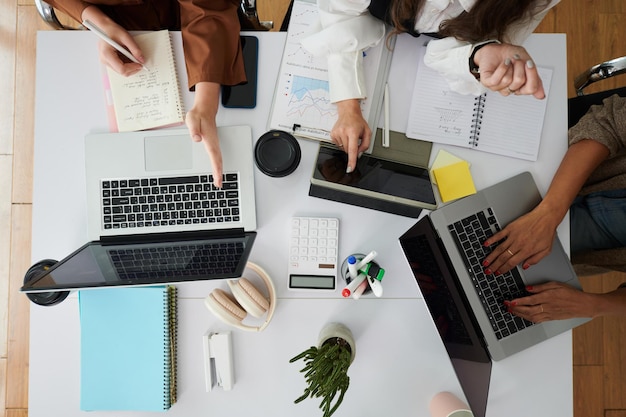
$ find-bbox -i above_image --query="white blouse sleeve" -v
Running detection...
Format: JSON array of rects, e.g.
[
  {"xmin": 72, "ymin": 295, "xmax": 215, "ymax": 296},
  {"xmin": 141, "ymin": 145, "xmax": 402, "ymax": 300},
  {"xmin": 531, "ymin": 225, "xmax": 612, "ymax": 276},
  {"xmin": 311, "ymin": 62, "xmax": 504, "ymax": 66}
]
[
  {"xmin": 423, "ymin": 0, "xmax": 561, "ymax": 96},
  {"xmin": 300, "ymin": 0, "xmax": 386, "ymax": 103}
]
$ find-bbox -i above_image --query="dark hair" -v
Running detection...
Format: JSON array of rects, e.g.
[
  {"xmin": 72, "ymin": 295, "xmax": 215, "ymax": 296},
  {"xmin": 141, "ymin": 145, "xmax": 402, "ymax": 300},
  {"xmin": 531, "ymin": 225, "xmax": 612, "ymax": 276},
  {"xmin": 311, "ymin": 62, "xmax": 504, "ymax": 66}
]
[{"xmin": 389, "ymin": 0, "xmax": 549, "ymax": 42}]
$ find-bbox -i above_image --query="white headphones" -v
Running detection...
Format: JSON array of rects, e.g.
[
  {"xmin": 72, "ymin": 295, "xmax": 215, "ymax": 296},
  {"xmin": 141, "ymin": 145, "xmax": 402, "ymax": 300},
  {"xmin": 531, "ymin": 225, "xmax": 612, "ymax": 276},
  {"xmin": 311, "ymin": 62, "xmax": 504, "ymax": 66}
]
[{"xmin": 204, "ymin": 262, "xmax": 276, "ymax": 332}]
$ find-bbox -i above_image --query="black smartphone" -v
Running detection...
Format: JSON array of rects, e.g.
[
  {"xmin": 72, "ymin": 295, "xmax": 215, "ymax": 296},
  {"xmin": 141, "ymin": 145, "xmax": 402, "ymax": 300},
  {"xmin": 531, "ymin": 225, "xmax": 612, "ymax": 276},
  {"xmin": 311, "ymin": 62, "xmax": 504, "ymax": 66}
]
[{"xmin": 221, "ymin": 35, "xmax": 259, "ymax": 108}]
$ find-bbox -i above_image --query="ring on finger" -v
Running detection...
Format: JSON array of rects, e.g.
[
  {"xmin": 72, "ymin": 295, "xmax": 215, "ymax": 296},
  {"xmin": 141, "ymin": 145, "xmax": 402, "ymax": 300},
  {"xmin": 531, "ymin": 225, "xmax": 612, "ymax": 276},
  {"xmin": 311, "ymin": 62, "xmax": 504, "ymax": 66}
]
[
  {"xmin": 507, "ymin": 87, "xmax": 517, "ymax": 94},
  {"xmin": 506, "ymin": 249, "xmax": 514, "ymax": 256},
  {"xmin": 540, "ymin": 304, "xmax": 544, "ymax": 313}
]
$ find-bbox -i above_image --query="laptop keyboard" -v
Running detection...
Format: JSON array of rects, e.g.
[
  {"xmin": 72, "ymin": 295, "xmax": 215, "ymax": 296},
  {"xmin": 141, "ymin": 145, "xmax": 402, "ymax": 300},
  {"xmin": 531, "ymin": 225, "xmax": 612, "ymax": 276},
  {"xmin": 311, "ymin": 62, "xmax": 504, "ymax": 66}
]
[
  {"xmin": 100, "ymin": 174, "xmax": 240, "ymax": 230},
  {"xmin": 448, "ymin": 208, "xmax": 534, "ymax": 340},
  {"xmin": 108, "ymin": 242, "xmax": 245, "ymax": 280}
]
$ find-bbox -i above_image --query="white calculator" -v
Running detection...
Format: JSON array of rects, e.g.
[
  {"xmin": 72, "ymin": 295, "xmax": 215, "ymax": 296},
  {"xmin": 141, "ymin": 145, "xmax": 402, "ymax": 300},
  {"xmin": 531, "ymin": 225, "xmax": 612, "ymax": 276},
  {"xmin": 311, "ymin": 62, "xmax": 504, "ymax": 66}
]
[{"xmin": 288, "ymin": 217, "xmax": 339, "ymax": 290}]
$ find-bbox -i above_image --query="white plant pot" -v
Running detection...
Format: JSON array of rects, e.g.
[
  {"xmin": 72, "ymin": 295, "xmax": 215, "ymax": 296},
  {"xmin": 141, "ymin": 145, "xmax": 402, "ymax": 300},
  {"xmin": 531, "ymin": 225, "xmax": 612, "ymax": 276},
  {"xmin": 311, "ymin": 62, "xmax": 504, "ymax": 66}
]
[{"xmin": 317, "ymin": 322, "xmax": 356, "ymax": 364}]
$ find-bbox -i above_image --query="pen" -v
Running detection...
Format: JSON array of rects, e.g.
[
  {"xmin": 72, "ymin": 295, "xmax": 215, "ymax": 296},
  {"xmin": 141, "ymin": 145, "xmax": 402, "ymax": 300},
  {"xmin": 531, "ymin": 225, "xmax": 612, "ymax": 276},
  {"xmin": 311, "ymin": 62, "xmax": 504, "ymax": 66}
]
[
  {"xmin": 355, "ymin": 250, "xmax": 377, "ymax": 271},
  {"xmin": 383, "ymin": 83, "xmax": 390, "ymax": 148},
  {"xmin": 347, "ymin": 255, "xmax": 358, "ymax": 280},
  {"xmin": 341, "ymin": 272, "xmax": 367, "ymax": 298},
  {"xmin": 82, "ymin": 19, "xmax": 150, "ymax": 72},
  {"xmin": 352, "ymin": 279, "xmax": 369, "ymax": 299}
]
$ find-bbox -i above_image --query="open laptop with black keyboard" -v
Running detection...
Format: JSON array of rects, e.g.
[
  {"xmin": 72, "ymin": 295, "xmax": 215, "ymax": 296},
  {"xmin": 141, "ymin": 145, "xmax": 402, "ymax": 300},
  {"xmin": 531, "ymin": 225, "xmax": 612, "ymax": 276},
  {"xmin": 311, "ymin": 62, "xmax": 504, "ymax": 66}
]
[
  {"xmin": 447, "ymin": 209, "xmax": 533, "ymax": 340},
  {"xmin": 21, "ymin": 126, "xmax": 258, "ymax": 293},
  {"xmin": 400, "ymin": 172, "xmax": 589, "ymax": 361}
]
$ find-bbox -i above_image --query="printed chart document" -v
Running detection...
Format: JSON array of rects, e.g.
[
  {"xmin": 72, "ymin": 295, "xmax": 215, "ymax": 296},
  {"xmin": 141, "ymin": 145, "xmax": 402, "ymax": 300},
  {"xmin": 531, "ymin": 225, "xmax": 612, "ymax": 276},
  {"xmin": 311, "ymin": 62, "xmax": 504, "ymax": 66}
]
[
  {"xmin": 104, "ymin": 30, "xmax": 184, "ymax": 132},
  {"xmin": 268, "ymin": 0, "xmax": 394, "ymax": 142},
  {"xmin": 406, "ymin": 50, "xmax": 553, "ymax": 161}
]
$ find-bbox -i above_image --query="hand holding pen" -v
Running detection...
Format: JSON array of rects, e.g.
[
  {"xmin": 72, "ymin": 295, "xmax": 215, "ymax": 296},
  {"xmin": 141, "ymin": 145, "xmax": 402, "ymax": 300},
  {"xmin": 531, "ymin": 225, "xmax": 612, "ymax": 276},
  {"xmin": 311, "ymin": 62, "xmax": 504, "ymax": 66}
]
[{"xmin": 82, "ymin": 17, "xmax": 149, "ymax": 76}]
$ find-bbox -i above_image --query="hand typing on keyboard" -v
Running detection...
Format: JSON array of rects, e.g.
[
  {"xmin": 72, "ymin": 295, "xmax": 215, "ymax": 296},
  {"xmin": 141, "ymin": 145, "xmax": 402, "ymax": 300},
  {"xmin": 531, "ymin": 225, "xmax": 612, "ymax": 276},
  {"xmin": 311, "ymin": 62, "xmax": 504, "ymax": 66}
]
[{"xmin": 481, "ymin": 205, "xmax": 559, "ymax": 276}]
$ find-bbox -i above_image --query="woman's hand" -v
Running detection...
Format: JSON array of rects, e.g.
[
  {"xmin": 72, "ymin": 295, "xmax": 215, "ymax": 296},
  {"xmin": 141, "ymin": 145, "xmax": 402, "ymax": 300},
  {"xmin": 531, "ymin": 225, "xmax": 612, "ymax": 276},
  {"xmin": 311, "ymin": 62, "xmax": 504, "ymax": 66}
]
[
  {"xmin": 82, "ymin": 5, "xmax": 144, "ymax": 76},
  {"xmin": 185, "ymin": 82, "xmax": 223, "ymax": 188},
  {"xmin": 474, "ymin": 43, "xmax": 545, "ymax": 99},
  {"xmin": 482, "ymin": 203, "xmax": 561, "ymax": 275},
  {"xmin": 331, "ymin": 99, "xmax": 371, "ymax": 173},
  {"xmin": 506, "ymin": 282, "xmax": 599, "ymax": 322}
]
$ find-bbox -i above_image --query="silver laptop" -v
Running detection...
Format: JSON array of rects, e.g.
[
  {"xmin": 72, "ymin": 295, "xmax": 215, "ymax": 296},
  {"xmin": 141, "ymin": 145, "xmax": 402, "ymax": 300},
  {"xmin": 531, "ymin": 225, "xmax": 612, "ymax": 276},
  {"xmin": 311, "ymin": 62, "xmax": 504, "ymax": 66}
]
[
  {"xmin": 84, "ymin": 125, "xmax": 257, "ymax": 240},
  {"xmin": 21, "ymin": 126, "xmax": 258, "ymax": 293},
  {"xmin": 399, "ymin": 171, "xmax": 589, "ymax": 362}
]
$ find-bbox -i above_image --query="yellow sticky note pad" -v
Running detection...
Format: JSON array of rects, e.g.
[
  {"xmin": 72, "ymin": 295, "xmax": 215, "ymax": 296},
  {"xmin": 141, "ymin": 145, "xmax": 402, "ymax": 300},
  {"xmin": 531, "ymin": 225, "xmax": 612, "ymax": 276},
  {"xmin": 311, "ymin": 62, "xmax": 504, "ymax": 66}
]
[{"xmin": 432, "ymin": 161, "xmax": 477, "ymax": 203}]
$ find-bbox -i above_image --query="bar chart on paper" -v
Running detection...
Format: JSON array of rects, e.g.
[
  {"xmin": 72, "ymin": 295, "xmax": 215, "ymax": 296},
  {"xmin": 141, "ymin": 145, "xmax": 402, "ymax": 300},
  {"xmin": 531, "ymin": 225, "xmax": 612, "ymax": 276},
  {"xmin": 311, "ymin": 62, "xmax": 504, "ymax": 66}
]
[{"xmin": 268, "ymin": 0, "xmax": 390, "ymax": 142}]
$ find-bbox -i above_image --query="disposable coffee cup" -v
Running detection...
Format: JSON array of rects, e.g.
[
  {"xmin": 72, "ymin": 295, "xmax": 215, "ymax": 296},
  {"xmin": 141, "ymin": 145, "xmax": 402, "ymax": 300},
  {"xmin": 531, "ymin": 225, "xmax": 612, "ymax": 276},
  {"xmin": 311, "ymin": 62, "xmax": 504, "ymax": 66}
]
[{"xmin": 429, "ymin": 391, "xmax": 473, "ymax": 417}]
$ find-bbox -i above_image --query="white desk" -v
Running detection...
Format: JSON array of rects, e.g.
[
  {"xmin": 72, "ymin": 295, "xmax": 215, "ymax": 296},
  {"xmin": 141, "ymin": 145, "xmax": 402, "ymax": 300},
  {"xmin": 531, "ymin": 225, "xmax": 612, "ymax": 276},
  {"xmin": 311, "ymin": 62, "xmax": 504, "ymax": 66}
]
[{"xmin": 29, "ymin": 31, "xmax": 571, "ymax": 416}]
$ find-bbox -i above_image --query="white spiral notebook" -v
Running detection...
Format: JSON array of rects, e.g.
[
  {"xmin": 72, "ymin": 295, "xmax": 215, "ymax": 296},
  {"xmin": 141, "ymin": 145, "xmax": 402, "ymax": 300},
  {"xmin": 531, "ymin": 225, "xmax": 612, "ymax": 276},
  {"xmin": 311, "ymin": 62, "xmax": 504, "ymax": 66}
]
[
  {"xmin": 104, "ymin": 30, "xmax": 185, "ymax": 132},
  {"xmin": 405, "ymin": 49, "xmax": 553, "ymax": 161}
]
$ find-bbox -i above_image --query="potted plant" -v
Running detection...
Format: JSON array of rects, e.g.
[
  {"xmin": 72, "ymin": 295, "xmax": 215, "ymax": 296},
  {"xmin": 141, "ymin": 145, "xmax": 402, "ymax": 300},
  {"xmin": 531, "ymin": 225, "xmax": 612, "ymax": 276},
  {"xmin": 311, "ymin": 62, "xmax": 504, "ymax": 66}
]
[{"xmin": 289, "ymin": 322, "xmax": 356, "ymax": 417}]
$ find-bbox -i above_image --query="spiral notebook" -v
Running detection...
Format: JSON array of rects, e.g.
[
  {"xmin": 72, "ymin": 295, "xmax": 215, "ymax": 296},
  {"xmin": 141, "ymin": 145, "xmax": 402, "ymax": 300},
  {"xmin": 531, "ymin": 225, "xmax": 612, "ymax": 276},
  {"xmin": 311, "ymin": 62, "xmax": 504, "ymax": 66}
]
[
  {"xmin": 79, "ymin": 286, "xmax": 177, "ymax": 411},
  {"xmin": 405, "ymin": 49, "xmax": 552, "ymax": 161},
  {"xmin": 104, "ymin": 30, "xmax": 185, "ymax": 132}
]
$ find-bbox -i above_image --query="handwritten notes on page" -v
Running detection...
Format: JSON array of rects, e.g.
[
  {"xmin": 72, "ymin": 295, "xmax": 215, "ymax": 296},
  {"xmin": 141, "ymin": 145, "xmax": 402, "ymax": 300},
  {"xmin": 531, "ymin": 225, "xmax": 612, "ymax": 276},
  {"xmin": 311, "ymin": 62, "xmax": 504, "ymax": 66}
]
[
  {"xmin": 406, "ymin": 50, "xmax": 552, "ymax": 161},
  {"xmin": 105, "ymin": 30, "xmax": 184, "ymax": 132}
]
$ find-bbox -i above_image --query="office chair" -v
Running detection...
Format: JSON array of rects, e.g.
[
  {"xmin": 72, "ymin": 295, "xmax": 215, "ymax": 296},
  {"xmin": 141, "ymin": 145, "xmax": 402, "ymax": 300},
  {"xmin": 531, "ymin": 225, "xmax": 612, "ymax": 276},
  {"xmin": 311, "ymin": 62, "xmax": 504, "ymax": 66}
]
[
  {"xmin": 568, "ymin": 56, "xmax": 626, "ymax": 275},
  {"xmin": 34, "ymin": 0, "xmax": 273, "ymax": 30}
]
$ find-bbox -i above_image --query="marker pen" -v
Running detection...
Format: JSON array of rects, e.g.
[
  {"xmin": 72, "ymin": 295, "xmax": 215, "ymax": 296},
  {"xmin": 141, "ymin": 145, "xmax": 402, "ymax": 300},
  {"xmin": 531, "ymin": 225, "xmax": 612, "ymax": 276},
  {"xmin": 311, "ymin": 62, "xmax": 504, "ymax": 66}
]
[
  {"xmin": 341, "ymin": 272, "xmax": 366, "ymax": 298},
  {"xmin": 367, "ymin": 275, "xmax": 383, "ymax": 297},
  {"xmin": 355, "ymin": 250, "xmax": 377, "ymax": 271},
  {"xmin": 352, "ymin": 279, "xmax": 368, "ymax": 299},
  {"xmin": 347, "ymin": 255, "xmax": 358, "ymax": 280}
]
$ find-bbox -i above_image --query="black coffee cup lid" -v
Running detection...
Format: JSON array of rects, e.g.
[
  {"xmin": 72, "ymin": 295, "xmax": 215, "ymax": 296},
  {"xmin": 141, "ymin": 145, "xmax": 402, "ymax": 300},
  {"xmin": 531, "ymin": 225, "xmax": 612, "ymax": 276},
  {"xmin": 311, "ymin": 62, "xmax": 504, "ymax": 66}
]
[{"xmin": 254, "ymin": 130, "xmax": 301, "ymax": 177}]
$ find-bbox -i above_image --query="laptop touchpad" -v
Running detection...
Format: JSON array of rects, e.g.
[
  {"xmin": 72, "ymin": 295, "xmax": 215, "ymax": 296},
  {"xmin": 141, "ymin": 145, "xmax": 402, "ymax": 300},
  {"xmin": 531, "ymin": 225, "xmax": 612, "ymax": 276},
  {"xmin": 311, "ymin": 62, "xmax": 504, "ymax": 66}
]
[{"xmin": 144, "ymin": 135, "xmax": 192, "ymax": 171}]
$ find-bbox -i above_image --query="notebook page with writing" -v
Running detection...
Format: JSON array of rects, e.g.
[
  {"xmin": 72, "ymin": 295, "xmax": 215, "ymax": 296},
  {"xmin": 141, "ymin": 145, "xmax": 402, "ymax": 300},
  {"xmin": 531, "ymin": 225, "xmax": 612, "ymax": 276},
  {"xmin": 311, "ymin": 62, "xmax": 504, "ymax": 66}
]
[
  {"xmin": 79, "ymin": 285, "xmax": 177, "ymax": 411},
  {"xmin": 472, "ymin": 66, "xmax": 552, "ymax": 161},
  {"xmin": 406, "ymin": 49, "xmax": 552, "ymax": 161},
  {"xmin": 405, "ymin": 49, "xmax": 477, "ymax": 148},
  {"xmin": 105, "ymin": 30, "xmax": 184, "ymax": 132}
]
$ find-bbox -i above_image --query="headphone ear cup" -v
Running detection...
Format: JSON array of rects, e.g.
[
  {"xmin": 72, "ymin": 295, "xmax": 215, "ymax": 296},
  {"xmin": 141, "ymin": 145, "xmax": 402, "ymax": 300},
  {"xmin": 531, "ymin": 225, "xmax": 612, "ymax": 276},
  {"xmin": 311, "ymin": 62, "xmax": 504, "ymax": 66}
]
[
  {"xmin": 228, "ymin": 278, "xmax": 269, "ymax": 318},
  {"xmin": 204, "ymin": 288, "xmax": 247, "ymax": 327}
]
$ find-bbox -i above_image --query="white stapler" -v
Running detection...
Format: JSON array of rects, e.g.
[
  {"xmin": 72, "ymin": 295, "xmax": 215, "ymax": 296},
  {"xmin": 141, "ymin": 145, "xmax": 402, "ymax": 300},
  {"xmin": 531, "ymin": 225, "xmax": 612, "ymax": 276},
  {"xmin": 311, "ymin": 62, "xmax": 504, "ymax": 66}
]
[{"xmin": 203, "ymin": 331, "xmax": 235, "ymax": 391}]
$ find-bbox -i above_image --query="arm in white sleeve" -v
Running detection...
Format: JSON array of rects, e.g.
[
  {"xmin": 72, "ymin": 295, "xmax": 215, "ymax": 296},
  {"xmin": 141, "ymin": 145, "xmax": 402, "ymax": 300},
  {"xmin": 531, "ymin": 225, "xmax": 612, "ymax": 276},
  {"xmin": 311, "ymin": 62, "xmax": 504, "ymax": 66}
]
[
  {"xmin": 423, "ymin": 0, "xmax": 560, "ymax": 96},
  {"xmin": 300, "ymin": 0, "xmax": 385, "ymax": 103}
]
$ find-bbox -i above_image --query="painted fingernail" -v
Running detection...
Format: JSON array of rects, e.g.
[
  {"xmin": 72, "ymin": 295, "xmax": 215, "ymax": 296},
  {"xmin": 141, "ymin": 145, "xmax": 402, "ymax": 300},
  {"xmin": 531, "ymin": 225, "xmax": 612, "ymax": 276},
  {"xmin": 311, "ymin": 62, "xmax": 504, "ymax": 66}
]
[
  {"xmin": 482, "ymin": 260, "xmax": 490, "ymax": 267},
  {"xmin": 526, "ymin": 285, "xmax": 533, "ymax": 291},
  {"xmin": 346, "ymin": 166, "xmax": 353, "ymax": 174},
  {"xmin": 495, "ymin": 270, "xmax": 501, "ymax": 275},
  {"xmin": 526, "ymin": 59, "xmax": 535, "ymax": 69},
  {"xmin": 513, "ymin": 53, "xmax": 521, "ymax": 60},
  {"xmin": 504, "ymin": 58, "xmax": 511, "ymax": 66},
  {"xmin": 510, "ymin": 301, "xmax": 517, "ymax": 306},
  {"xmin": 503, "ymin": 300, "xmax": 510, "ymax": 306},
  {"xmin": 485, "ymin": 268, "xmax": 492, "ymax": 275},
  {"xmin": 522, "ymin": 263, "xmax": 530, "ymax": 270},
  {"xmin": 483, "ymin": 240, "xmax": 490, "ymax": 247}
]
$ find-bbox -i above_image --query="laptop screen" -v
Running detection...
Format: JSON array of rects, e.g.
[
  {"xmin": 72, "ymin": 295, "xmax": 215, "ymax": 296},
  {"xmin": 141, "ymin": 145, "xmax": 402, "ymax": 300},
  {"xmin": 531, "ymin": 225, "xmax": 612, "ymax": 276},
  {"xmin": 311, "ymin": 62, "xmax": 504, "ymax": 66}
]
[
  {"xmin": 21, "ymin": 232, "xmax": 256, "ymax": 292},
  {"xmin": 399, "ymin": 216, "xmax": 492, "ymax": 417}
]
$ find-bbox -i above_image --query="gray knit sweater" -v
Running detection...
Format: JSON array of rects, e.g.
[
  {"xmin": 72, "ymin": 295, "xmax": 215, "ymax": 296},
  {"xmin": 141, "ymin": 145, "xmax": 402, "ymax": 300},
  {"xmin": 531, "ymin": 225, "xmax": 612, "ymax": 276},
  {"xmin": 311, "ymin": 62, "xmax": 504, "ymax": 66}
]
[{"xmin": 568, "ymin": 94, "xmax": 626, "ymax": 196}]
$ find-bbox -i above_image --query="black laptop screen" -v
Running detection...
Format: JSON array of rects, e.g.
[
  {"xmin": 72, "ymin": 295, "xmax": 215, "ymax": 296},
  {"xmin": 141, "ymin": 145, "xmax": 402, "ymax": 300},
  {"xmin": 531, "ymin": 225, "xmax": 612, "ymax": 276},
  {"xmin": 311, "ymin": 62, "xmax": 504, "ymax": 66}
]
[
  {"xmin": 21, "ymin": 232, "xmax": 256, "ymax": 292},
  {"xmin": 399, "ymin": 216, "xmax": 490, "ymax": 362}
]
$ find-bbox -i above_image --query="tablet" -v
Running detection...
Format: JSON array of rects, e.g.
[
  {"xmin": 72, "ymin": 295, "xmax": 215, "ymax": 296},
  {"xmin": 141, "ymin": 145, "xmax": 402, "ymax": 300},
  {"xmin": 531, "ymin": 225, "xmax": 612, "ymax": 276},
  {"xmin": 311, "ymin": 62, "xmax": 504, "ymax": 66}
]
[{"xmin": 310, "ymin": 144, "xmax": 437, "ymax": 211}]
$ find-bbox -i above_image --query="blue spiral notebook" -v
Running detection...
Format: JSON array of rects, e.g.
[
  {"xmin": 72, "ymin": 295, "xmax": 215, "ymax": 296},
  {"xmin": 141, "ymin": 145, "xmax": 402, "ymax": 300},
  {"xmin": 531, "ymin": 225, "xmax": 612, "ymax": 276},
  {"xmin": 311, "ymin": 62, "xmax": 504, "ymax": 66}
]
[{"xmin": 79, "ymin": 286, "xmax": 177, "ymax": 411}]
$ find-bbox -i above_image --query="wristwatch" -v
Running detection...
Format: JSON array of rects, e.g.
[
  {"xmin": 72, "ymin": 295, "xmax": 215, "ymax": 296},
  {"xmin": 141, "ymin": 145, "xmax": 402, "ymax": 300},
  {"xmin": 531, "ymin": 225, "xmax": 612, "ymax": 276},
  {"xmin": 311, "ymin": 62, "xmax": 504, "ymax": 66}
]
[{"xmin": 469, "ymin": 40, "xmax": 500, "ymax": 80}]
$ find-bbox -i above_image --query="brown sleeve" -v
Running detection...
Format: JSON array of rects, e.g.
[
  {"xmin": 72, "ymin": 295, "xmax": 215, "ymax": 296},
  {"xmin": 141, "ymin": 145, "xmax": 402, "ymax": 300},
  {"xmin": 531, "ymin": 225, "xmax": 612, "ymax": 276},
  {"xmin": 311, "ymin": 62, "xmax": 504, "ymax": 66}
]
[
  {"xmin": 569, "ymin": 94, "xmax": 626, "ymax": 158},
  {"xmin": 44, "ymin": 0, "xmax": 91, "ymax": 23},
  {"xmin": 179, "ymin": 0, "xmax": 245, "ymax": 90}
]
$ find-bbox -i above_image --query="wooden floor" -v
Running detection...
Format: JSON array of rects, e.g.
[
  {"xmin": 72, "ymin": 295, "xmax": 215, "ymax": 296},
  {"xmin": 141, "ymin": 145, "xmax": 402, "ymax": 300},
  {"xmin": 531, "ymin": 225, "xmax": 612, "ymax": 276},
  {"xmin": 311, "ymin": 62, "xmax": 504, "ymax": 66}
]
[{"xmin": 1, "ymin": 1, "xmax": 625, "ymax": 416}]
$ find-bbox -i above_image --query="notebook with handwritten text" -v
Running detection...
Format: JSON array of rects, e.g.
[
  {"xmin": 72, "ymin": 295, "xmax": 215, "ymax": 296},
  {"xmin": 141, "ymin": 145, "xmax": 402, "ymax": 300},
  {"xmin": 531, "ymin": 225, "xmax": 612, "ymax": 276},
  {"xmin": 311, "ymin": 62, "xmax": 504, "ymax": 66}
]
[
  {"xmin": 79, "ymin": 286, "xmax": 177, "ymax": 411},
  {"xmin": 406, "ymin": 50, "xmax": 552, "ymax": 161},
  {"xmin": 104, "ymin": 30, "xmax": 185, "ymax": 132}
]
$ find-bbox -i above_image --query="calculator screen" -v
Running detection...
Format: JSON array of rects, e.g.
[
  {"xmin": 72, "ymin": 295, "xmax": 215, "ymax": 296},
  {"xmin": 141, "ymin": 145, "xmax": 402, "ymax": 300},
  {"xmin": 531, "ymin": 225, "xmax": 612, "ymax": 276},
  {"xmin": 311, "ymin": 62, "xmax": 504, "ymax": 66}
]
[{"xmin": 289, "ymin": 274, "xmax": 336, "ymax": 290}]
